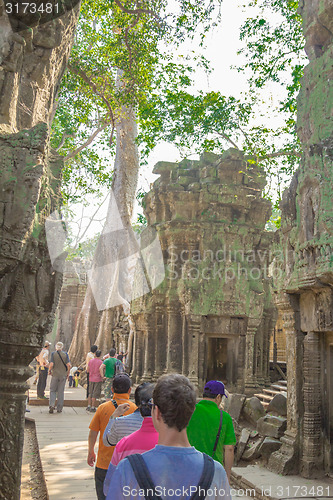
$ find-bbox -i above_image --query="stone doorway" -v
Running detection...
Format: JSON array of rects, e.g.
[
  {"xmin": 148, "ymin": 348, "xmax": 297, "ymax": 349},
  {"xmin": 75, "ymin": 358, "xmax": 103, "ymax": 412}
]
[{"xmin": 206, "ymin": 337, "xmax": 237, "ymax": 385}]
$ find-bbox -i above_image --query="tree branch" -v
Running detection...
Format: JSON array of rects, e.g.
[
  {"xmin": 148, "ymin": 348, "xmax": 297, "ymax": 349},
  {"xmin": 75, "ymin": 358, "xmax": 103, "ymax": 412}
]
[
  {"xmin": 213, "ymin": 130, "xmax": 240, "ymax": 149},
  {"xmin": 56, "ymin": 132, "xmax": 76, "ymax": 151},
  {"xmin": 113, "ymin": 0, "xmax": 161, "ymax": 23},
  {"xmin": 256, "ymin": 150, "xmax": 302, "ymax": 160},
  {"xmin": 68, "ymin": 63, "xmax": 116, "ymax": 128},
  {"xmin": 64, "ymin": 124, "xmax": 108, "ymax": 160}
]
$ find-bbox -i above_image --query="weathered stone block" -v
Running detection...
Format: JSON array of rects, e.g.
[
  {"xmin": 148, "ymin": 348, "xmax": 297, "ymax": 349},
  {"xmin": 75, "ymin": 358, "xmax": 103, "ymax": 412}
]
[
  {"xmin": 224, "ymin": 393, "xmax": 246, "ymax": 421},
  {"xmin": 236, "ymin": 427, "xmax": 251, "ymax": 462},
  {"xmin": 242, "ymin": 437, "xmax": 264, "ymax": 461},
  {"xmin": 267, "ymin": 393, "xmax": 287, "ymax": 417},
  {"xmin": 257, "ymin": 415, "xmax": 287, "ymax": 439},
  {"xmin": 242, "ymin": 397, "xmax": 266, "ymax": 426},
  {"xmin": 258, "ymin": 437, "xmax": 282, "ymax": 458}
]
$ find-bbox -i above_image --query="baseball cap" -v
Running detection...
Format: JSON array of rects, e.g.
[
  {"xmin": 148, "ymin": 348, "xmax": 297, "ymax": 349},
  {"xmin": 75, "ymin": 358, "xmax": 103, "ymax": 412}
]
[
  {"xmin": 204, "ymin": 380, "xmax": 228, "ymax": 398},
  {"xmin": 44, "ymin": 341, "xmax": 51, "ymax": 347}
]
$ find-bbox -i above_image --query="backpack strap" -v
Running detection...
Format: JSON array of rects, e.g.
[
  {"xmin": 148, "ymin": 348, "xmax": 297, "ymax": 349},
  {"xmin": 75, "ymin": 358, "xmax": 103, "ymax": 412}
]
[
  {"xmin": 111, "ymin": 399, "xmax": 118, "ymax": 409},
  {"xmin": 212, "ymin": 410, "xmax": 223, "ymax": 456},
  {"xmin": 189, "ymin": 453, "xmax": 215, "ymax": 500},
  {"xmin": 127, "ymin": 454, "xmax": 162, "ymax": 500},
  {"xmin": 56, "ymin": 351, "xmax": 68, "ymax": 372}
]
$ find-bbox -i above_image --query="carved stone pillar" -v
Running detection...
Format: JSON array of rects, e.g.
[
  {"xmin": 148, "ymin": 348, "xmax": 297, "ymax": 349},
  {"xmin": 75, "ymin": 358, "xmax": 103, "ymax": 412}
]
[
  {"xmin": 141, "ymin": 317, "xmax": 155, "ymax": 382},
  {"xmin": 0, "ymin": 352, "xmax": 34, "ymax": 499},
  {"xmin": 197, "ymin": 330, "xmax": 206, "ymax": 393},
  {"xmin": 268, "ymin": 294, "xmax": 301, "ymax": 475},
  {"xmin": 165, "ymin": 302, "xmax": 182, "ymax": 373},
  {"xmin": 0, "ymin": 131, "xmax": 64, "ymax": 498},
  {"xmin": 245, "ymin": 322, "xmax": 258, "ymax": 388},
  {"xmin": 302, "ymin": 330, "xmax": 323, "ymax": 477},
  {"xmin": 236, "ymin": 334, "xmax": 246, "ymax": 392},
  {"xmin": 153, "ymin": 303, "xmax": 166, "ymax": 379},
  {"xmin": 130, "ymin": 329, "xmax": 145, "ymax": 383},
  {"xmin": 187, "ymin": 315, "xmax": 200, "ymax": 387}
]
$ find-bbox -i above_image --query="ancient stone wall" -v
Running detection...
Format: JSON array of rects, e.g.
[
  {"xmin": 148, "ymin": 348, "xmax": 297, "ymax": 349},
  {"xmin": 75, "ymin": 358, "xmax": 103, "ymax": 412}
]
[
  {"xmin": 268, "ymin": 0, "xmax": 333, "ymax": 478},
  {"xmin": 54, "ymin": 259, "xmax": 87, "ymax": 351},
  {"xmin": 0, "ymin": 4, "xmax": 80, "ymax": 497},
  {"xmin": 131, "ymin": 150, "xmax": 275, "ymax": 393}
]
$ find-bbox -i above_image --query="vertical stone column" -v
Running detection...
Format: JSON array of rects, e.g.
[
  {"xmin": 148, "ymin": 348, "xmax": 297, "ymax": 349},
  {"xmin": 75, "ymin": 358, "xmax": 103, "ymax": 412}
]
[
  {"xmin": 236, "ymin": 334, "xmax": 246, "ymax": 391},
  {"xmin": 302, "ymin": 330, "xmax": 323, "ymax": 477},
  {"xmin": 130, "ymin": 330, "xmax": 145, "ymax": 383},
  {"xmin": 165, "ymin": 302, "xmax": 182, "ymax": 373},
  {"xmin": 245, "ymin": 322, "xmax": 258, "ymax": 388},
  {"xmin": 141, "ymin": 316, "xmax": 155, "ymax": 382},
  {"xmin": 0, "ymin": 352, "xmax": 34, "ymax": 500},
  {"xmin": 187, "ymin": 315, "xmax": 200, "ymax": 387},
  {"xmin": 268, "ymin": 294, "xmax": 302, "ymax": 475},
  {"xmin": 153, "ymin": 303, "xmax": 166, "ymax": 379}
]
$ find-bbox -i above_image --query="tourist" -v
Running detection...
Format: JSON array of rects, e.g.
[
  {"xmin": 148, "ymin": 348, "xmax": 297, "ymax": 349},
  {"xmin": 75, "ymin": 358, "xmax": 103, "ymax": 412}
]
[
  {"xmin": 102, "ymin": 382, "xmax": 150, "ymax": 447},
  {"xmin": 187, "ymin": 380, "xmax": 236, "ymax": 482},
  {"xmin": 36, "ymin": 340, "xmax": 51, "ymax": 399},
  {"xmin": 106, "ymin": 374, "xmax": 231, "ymax": 500},
  {"xmin": 103, "ymin": 383, "xmax": 157, "ymax": 496},
  {"xmin": 117, "ymin": 350, "xmax": 128, "ymax": 363},
  {"xmin": 87, "ymin": 349, "xmax": 103, "ymax": 412},
  {"xmin": 99, "ymin": 348, "xmax": 118, "ymax": 401},
  {"xmin": 48, "ymin": 342, "xmax": 71, "ymax": 414},
  {"xmin": 87, "ymin": 373, "xmax": 137, "ymax": 500},
  {"xmin": 86, "ymin": 345, "xmax": 98, "ymax": 399},
  {"xmin": 68, "ymin": 365, "xmax": 78, "ymax": 387}
]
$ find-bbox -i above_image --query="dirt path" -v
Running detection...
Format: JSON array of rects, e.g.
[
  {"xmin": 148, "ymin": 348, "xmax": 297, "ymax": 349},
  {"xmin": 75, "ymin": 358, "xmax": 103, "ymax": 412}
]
[{"xmin": 21, "ymin": 418, "xmax": 48, "ymax": 500}]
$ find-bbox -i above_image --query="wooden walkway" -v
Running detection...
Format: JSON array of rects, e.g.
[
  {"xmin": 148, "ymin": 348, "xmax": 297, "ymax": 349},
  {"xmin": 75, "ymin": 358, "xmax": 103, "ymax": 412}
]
[
  {"xmin": 27, "ymin": 378, "xmax": 250, "ymax": 499},
  {"xmin": 27, "ymin": 381, "xmax": 96, "ymax": 500}
]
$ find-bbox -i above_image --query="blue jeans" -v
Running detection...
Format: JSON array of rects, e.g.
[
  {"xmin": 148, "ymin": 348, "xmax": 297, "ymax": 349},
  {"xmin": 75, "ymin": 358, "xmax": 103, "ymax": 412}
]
[{"xmin": 95, "ymin": 467, "xmax": 107, "ymax": 500}]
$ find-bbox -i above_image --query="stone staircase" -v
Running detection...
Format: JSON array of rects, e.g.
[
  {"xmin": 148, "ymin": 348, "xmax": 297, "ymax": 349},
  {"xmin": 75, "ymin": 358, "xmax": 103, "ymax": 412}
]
[{"xmin": 254, "ymin": 380, "xmax": 287, "ymax": 409}]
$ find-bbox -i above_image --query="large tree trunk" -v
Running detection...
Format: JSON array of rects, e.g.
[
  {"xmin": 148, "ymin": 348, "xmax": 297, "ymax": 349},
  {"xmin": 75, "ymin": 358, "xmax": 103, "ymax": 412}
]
[
  {"xmin": 0, "ymin": 6, "xmax": 80, "ymax": 499},
  {"xmin": 69, "ymin": 97, "xmax": 140, "ymax": 366}
]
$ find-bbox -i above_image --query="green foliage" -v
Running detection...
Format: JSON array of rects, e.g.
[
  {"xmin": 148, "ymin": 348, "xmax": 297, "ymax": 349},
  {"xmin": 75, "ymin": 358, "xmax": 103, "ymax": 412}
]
[
  {"xmin": 52, "ymin": 0, "xmax": 222, "ymax": 205},
  {"xmin": 266, "ymin": 207, "xmax": 281, "ymax": 231},
  {"xmin": 53, "ymin": 0, "xmax": 306, "ymax": 210},
  {"xmin": 66, "ymin": 233, "xmax": 100, "ymax": 260}
]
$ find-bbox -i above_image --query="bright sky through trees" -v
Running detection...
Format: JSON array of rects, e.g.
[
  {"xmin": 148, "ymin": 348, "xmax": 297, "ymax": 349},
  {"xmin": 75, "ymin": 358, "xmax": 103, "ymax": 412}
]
[{"xmin": 64, "ymin": 0, "xmax": 305, "ymax": 246}]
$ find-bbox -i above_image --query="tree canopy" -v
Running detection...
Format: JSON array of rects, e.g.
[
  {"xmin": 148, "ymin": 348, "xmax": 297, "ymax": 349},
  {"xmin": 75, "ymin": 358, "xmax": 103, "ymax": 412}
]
[
  {"xmin": 51, "ymin": 0, "xmax": 222, "ymax": 203},
  {"xmin": 52, "ymin": 0, "xmax": 306, "ymax": 212}
]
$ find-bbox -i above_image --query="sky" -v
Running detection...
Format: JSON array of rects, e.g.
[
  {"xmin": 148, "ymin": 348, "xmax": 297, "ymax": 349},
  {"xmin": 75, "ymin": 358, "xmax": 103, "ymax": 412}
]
[{"xmin": 65, "ymin": 0, "xmax": 294, "ymax": 246}]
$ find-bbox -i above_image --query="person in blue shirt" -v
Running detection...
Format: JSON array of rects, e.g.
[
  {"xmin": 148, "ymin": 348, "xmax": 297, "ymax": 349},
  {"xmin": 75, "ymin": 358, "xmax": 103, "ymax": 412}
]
[{"xmin": 106, "ymin": 374, "xmax": 231, "ymax": 500}]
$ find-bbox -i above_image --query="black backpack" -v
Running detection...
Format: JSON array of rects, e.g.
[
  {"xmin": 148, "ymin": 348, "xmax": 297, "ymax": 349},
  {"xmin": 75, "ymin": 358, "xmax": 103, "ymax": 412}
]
[{"xmin": 127, "ymin": 452, "xmax": 215, "ymax": 500}]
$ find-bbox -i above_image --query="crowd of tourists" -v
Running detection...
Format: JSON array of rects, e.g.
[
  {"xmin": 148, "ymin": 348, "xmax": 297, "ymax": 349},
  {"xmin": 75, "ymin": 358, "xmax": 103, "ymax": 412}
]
[{"xmin": 34, "ymin": 341, "xmax": 236, "ymax": 499}]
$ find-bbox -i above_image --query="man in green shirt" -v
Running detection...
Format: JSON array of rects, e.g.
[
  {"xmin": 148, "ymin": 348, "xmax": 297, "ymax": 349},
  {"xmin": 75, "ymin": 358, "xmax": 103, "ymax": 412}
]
[
  {"xmin": 99, "ymin": 348, "xmax": 118, "ymax": 401},
  {"xmin": 187, "ymin": 380, "xmax": 236, "ymax": 481}
]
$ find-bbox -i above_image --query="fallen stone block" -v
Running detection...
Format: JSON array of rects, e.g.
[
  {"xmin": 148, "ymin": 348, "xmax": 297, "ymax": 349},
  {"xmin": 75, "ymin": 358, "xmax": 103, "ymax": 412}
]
[
  {"xmin": 242, "ymin": 437, "xmax": 264, "ymax": 461},
  {"xmin": 267, "ymin": 393, "xmax": 287, "ymax": 417},
  {"xmin": 242, "ymin": 397, "xmax": 266, "ymax": 426},
  {"xmin": 224, "ymin": 393, "xmax": 246, "ymax": 421},
  {"xmin": 257, "ymin": 415, "xmax": 287, "ymax": 438},
  {"xmin": 258, "ymin": 437, "xmax": 282, "ymax": 458},
  {"xmin": 236, "ymin": 427, "xmax": 251, "ymax": 462}
]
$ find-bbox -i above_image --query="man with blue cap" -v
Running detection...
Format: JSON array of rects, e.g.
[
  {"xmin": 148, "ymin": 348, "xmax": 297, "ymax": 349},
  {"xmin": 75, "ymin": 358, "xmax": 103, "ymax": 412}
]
[{"xmin": 187, "ymin": 380, "xmax": 236, "ymax": 481}]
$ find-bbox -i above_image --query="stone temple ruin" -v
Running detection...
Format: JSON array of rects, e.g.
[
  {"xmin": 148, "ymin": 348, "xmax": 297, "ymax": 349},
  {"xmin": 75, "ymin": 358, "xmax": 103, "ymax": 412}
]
[
  {"xmin": 268, "ymin": 0, "xmax": 333, "ymax": 479},
  {"xmin": 130, "ymin": 150, "xmax": 276, "ymax": 393}
]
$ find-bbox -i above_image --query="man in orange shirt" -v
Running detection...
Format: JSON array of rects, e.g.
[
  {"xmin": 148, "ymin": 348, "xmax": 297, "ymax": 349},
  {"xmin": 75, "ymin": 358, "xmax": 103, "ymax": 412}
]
[{"xmin": 87, "ymin": 373, "xmax": 137, "ymax": 500}]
